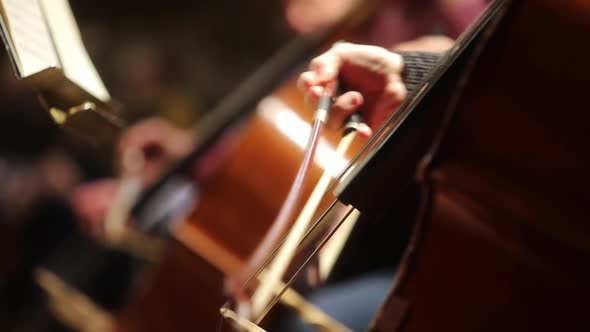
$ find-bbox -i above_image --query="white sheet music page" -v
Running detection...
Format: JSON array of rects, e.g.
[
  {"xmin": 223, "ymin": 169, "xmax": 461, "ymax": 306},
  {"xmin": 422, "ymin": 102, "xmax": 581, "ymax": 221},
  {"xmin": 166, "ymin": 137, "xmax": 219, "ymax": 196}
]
[
  {"xmin": 40, "ymin": 0, "xmax": 110, "ymax": 102},
  {"xmin": 1, "ymin": 0, "xmax": 61, "ymax": 77}
]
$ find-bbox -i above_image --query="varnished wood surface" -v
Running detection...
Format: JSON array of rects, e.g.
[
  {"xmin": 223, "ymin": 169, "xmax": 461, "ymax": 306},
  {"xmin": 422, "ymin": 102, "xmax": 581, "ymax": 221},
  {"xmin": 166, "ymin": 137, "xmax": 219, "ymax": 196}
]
[
  {"xmin": 370, "ymin": 1, "xmax": 590, "ymax": 331},
  {"xmin": 116, "ymin": 80, "xmax": 365, "ymax": 332}
]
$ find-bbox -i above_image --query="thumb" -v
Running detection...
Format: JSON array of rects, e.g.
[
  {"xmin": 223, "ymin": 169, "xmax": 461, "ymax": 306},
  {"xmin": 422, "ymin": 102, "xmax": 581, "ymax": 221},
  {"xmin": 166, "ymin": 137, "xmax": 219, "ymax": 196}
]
[{"xmin": 327, "ymin": 91, "xmax": 364, "ymax": 131}]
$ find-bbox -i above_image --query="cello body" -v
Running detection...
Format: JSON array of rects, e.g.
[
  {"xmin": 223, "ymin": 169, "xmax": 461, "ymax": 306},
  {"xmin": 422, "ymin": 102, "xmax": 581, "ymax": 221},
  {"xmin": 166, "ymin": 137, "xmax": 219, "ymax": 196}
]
[
  {"xmin": 335, "ymin": 0, "xmax": 590, "ymax": 331},
  {"xmin": 115, "ymin": 80, "xmax": 364, "ymax": 332},
  {"xmin": 117, "ymin": 0, "xmax": 590, "ymax": 330}
]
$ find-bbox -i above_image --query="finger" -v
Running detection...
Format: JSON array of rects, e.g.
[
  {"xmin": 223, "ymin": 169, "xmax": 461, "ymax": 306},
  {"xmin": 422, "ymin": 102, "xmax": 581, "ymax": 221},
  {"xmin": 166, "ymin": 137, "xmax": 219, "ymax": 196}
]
[
  {"xmin": 141, "ymin": 159, "xmax": 168, "ymax": 186},
  {"xmin": 369, "ymin": 80, "xmax": 407, "ymax": 129},
  {"xmin": 305, "ymin": 85, "xmax": 324, "ymax": 106},
  {"xmin": 356, "ymin": 123, "xmax": 373, "ymax": 138},
  {"xmin": 116, "ymin": 118, "xmax": 193, "ymax": 177},
  {"xmin": 117, "ymin": 138, "xmax": 165, "ymax": 176},
  {"xmin": 327, "ymin": 91, "xmax": 364, "ymax": 130},
  {"xmin": 309, "ymin": 51, "xmax": 341, "ymax": 83},
  {"xmin": 117, "ymin": 118, "xmax": 170, "ymax": 160},
  {"xmin": 297, "ymin": 71, "xmax": 320, "ymax": 91},
  {"xmin": 70, "ymin": 179, "xmax": 118, "ymax": 230}
]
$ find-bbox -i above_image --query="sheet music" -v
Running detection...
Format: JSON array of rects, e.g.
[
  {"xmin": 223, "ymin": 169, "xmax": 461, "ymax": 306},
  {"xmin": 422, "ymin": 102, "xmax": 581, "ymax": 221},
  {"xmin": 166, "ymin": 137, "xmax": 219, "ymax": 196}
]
[
  {"xmin": 1, "ymin": 0, "xmax": 61, "ymax": 77},
  {"xmin": 0, "ymin": 0, "xmax": 110, "ymax": 103},
  {"xmin": 40, "ymin": 0, "xmax": 110, "ymax": 102}
]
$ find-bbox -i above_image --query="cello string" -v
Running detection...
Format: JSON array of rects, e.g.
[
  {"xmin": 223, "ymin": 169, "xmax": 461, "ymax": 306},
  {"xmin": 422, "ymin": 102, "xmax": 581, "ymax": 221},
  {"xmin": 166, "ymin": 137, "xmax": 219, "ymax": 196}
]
[
  {"xmin": 215, "ymin": 127, "xmax": 356, "ymax": 331},
  {"xmin": 173, "ymin": 217, "xmax": 358, "ymax": 330},
  {"xmin": 217, "ymin": 265, "xmax": 352, "ymax": 331},
  {"xmin": 249, "ymin": 125, "xmax": 357, "ymax": 317},
  {"xmin": 318, "ymin": 207, "xmax": 361, "ymax": 281},
  {"xmin": 230, "ymin": 84, "xmax": 337, "ymax": 318},
  {"xmin": 230, "ymin": 199, "xmax": 339, "ymax": 305},
  {"xmin": 229, "ymin": 117, "xmax": 325, "ymax": 317},
  {"xmin": 220, "ymin": 307, "xmax": 268, "ymax": 332},
  {"xmin": 254, "ymin": 201, "xmax": 356, "ymax": 323}
]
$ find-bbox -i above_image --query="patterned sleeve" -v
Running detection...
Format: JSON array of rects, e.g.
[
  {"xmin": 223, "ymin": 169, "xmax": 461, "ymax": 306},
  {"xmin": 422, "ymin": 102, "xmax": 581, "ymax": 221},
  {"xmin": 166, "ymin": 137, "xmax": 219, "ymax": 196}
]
[{"xmin": 398, "ymin": 52, "xmax": 444, "ymax": 94}]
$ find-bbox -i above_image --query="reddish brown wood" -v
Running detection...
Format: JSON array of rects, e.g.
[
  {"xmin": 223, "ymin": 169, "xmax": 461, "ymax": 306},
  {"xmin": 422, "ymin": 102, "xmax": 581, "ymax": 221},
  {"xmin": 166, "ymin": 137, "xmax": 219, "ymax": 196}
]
[
  {"xmin": 115, "ymin": 79, "xmax": 365, "ymax": 332},
  {"xmin": 371, "ymin": 1, "xmax": 590, "ymax": 331}
]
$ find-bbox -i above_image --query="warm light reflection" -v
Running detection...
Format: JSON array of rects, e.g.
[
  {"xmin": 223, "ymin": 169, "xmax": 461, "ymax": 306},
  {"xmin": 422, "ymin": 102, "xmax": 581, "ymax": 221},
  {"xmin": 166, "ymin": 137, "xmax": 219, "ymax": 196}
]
[{"xmin": 257, "ymin": 97, "xmax": 348, "ymax": 177}]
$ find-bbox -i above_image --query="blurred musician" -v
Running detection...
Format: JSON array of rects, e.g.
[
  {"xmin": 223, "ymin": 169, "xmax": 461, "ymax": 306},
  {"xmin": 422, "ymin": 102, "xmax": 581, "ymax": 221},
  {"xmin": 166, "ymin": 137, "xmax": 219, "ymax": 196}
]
[{"xmin": 283, "ymin": 0, "xmax": 487, "ymax": 45}]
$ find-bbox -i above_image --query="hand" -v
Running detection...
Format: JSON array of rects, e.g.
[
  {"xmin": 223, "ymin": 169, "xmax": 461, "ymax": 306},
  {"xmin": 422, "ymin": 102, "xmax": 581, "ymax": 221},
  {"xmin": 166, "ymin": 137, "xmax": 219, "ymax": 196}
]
[
  {"xmin": 298, "ymin": 42, "xmax": 407, "ymax": 133},
  {"xmin": 116, "ymin": 117, "xmax": 194, "ymax": 185},
  {"xmin": 71, "ymin": 179, "xmax": 118, "ymax": 236},
  {"xmin": 71, "ymin": 117, "xmax": 194, "ymax": 236}
]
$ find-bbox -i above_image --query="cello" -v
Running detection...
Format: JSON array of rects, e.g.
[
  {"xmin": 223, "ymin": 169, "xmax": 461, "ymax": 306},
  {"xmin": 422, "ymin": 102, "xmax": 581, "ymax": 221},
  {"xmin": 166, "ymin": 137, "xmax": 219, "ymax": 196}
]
[
  {"xmin": 113, "ymin": 2, "xmax": 382, "ymax": 331},
  {"xmin": 220, "ymin": 0, "xmax": 590, "ymax": 330},
  {"xmin": 114, "ymin": 0, "xmax": 590, "ymax": 331},
  {"xmin": 321, "ymin": 0, "xmax": 590, "ymax": 331}
]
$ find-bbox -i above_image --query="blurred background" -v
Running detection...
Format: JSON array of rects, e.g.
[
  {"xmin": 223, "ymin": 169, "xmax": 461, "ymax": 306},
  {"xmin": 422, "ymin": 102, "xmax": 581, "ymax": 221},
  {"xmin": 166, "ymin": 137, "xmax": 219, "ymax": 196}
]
[
  {"xmin": 1, "ymin": 1, "xmax": 291, "ymax": 330},
  {"xmin": 0, "ymin": 0, "xmax": 486, "ymax": 331}
]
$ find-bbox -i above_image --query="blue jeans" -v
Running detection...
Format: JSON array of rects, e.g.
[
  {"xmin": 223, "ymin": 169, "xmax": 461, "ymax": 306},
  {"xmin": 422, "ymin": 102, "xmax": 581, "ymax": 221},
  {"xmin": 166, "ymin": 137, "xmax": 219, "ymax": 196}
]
[{"xmin": 278, "ymin": 271, "xmax": 395, "ymax": 332}]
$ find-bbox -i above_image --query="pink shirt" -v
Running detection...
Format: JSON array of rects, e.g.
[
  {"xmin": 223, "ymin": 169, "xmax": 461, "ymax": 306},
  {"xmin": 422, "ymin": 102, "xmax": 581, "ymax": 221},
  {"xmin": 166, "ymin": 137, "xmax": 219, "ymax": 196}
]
[{"xmin": 367, "ymin": 0, "xmax": 489, "ymax": 48}]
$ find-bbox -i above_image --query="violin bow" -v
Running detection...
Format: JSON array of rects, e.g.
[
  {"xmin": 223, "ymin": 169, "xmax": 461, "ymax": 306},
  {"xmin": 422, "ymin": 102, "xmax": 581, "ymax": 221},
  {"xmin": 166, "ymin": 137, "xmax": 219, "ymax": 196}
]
[
  {"xmin": 173, "ymin": 218, "xmax": 351, "ymax": 331},
  {"xmin": 249, "ymin": 110, "xmax": 361, "ymax": 320}
]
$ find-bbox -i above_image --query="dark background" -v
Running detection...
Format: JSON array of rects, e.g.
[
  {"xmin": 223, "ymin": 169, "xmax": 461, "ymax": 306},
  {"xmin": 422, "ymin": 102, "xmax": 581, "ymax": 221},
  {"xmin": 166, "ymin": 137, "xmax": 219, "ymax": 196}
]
[{"xmin": 0, "ymin": 2, "xmax": 294, "ymax": 331}]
